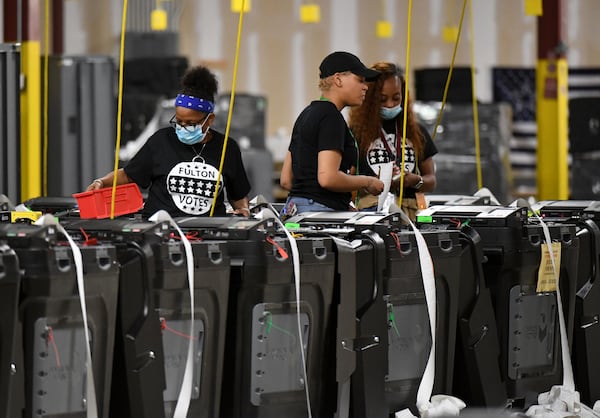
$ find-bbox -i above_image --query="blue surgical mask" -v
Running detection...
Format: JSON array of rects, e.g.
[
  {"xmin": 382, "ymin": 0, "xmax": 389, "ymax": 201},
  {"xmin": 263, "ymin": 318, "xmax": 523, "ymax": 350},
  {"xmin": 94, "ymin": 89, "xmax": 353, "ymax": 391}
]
[
  {"xmin": 174, "ymin": 115, "xmax": 210, "ymax": 145},
  {"xmin": 379, "ymin": 104, "xmax": 403, "ymax": 120}
]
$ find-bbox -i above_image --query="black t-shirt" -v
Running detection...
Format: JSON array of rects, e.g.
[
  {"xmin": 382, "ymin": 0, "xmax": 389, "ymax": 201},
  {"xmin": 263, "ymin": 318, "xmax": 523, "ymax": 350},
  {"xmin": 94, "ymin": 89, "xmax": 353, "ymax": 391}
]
[
  {"xmin": 288, "ymin": 100, "xmax": 358, "ymax": 210},
  {"xmin": 359, "ymin": 120, "xmax": 437, "ymax": 198},
  {"xmin": 125, "ymin": 127, "xmax": 251, "ymax": 217}
]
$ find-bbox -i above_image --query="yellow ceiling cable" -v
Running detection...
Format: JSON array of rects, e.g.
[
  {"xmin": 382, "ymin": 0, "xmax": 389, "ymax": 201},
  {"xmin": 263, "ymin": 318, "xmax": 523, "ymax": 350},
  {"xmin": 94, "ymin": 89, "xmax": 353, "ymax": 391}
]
[
  {"xmin": 430, "ymin": 0, "xmax": 484, "ymax": 191},
  {"xmin": 397, "ymin": 0, "xmax": 414, "ymax": 207},
  {"xmin": 468, "ymin": 0, "xmax": 483, "ymax": 190},
  {"xmin": 43, "ymin": 0, "xmax": 50, "ymax": 196},
  {"xmin": 209, "ymin": 0, "xmax": 247, "ymax": 216},
  {"xmin": 431, "ymin": 0, "xmax": 467, "ymax": 142},
  {"xmin": 111, "ymin": 0, "xmax": 129, "ymax": 219}
]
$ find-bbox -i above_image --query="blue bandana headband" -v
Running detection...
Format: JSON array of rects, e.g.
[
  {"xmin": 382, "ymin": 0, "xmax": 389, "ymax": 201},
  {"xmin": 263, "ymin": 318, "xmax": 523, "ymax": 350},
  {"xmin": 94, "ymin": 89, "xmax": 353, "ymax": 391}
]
[{"xmin": 175, "ymin": 94, "xmax": 215, "ymax": 113}]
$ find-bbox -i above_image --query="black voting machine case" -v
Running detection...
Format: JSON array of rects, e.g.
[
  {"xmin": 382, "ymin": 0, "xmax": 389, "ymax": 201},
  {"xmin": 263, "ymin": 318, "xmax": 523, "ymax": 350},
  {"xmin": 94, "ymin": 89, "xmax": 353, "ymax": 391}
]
[
  {"xmin": 62, "ymin": 219, "xmax": 168, "ymax": 418},
  {"xmin": 175, "ymin": 216, "xmax": 337, "ymax": 418},
  {"xmin": 417, "ymin": 205, "xmax": 579, "ymax": 407},
  {"xmin": 0, "ymin": 223, "xmax": 120, "ymax": 418},
  {"xmin": 533, "ymin": 200, "xmax": 600, "ymax": 405},
  {"xmin": 285, "ymin": 211, "xmax": 464, "ymax": 416},
  {"xmin": 0, "ymin": 243, "xmax": 24, "ymax": 418},
  {"xmin": 63, "ymin": 217, "xmax": 232, "ymax": 418}
]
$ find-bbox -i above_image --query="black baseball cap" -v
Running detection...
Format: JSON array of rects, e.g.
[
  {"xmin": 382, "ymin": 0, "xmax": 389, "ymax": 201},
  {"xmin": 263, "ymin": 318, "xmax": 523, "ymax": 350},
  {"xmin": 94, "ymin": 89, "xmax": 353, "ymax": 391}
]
[{"xmin": 319, "ymin": 51, "xmax": 381, "ymax": 81}]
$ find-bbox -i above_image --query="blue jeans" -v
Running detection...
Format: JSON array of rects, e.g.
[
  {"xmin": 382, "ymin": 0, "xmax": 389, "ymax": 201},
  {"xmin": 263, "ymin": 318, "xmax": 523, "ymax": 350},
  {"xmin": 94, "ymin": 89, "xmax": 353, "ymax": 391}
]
[{"xmin": 281, "ymin": 196, "xmax": 335, "ymax": 218}]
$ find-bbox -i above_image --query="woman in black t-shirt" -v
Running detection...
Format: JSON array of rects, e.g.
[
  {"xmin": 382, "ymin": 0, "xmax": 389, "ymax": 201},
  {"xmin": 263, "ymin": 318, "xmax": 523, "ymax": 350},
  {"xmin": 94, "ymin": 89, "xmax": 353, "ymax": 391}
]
[
  {"xmin": 86, "ymin": 66, "xmax": 251, "ymax": 218},
  {"xmin": 280, "ymin": 51, "xmax": 384, "ymax": 216},
  {"xmin": 349, "ymin": 62, "xmax": 438, "ymax": 220}
]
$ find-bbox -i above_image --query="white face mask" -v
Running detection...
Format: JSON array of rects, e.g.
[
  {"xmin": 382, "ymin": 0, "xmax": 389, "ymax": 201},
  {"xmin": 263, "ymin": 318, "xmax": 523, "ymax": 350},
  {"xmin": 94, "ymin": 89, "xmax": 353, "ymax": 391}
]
[{"xmin": 379, "ymin": 104, "xmax": 403, "ymax": 120}]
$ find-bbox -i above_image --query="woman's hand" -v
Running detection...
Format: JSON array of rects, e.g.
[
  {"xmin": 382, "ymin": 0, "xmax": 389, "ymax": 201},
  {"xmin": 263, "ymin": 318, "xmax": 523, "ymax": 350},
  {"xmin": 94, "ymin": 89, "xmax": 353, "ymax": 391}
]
[
  {"xmin": 365, "ymin": 177, "xmax": 384, "ymax": 195},
  {"xmin": 231, "ymin": 207, "xmax": 250, "ymax": 217},
  {"xmin": 231, "ymin": 197, "xmax": 251, "ymax": 217},
  {"xmin": 86, "ymin": 179, "xmax": 104, "ymax": 191},
  {"xmin": 393, "ymin": 171, "xmax": 423, "ymax": 189},
  {"xmin": 84, "ymin": 170, "xmax": 131, "ymax": 193}
]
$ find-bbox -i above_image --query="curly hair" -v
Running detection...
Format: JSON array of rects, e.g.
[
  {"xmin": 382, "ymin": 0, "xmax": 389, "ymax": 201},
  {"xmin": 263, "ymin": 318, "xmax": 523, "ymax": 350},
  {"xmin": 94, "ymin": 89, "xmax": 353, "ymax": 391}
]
[
  {"xmin": 179, "ymin": 66, "xmax": 219, "ymax": 103},
  {"xmin": 348, "ymin": 62, "xmax": 425, "ymax": 160}
]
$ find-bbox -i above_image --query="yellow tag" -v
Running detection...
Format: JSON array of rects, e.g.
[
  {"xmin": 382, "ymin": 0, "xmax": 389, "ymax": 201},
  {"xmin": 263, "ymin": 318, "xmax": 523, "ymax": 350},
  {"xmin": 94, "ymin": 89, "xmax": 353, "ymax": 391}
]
[
  {"xmin": 10, "ymin": 210, "xmax": 42, "ymax": 223},
  {"xmin": 300, "ymin": 4, "xmax": 320, "ymax": 23},
  {"xmin": 442, "ymin": 26, "xmax": 459, "ymax": 43},
  {"xmin": 536, "ymin": 242, "xmax": 561, "ymax": 292},
  {"xmin": 524, "ymin": 0, "xmax": 543, "ymax": 16},
  {"xmin": 150, "ymin": 9, "xmax": 168, "ymax": 31},
  {"xmin": 376, "ymin": 21, "xmax": 393, "ymax": 38},
  {"xmin": 231, "ymin": 0, "xmax": 251, "ymax": 13}
]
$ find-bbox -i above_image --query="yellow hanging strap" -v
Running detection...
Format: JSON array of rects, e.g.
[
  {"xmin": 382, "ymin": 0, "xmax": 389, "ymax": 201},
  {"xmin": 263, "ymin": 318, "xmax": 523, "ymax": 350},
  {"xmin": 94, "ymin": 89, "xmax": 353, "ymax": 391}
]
[
  {"xmin": 111, "ymin": 0, "xmax": 129, "ymax": 219},
  {"xmin": 468, "ymin": 0, "xmax": 482, "ymax": 190},
  {"xmin": 431, "ymin": 0, "xmax": 467, "ymax": 141},
  {"xmin": 397, "ymin": 0, "xmax": 414, "ymax": 207},
  {"xmin": 42, "ymin": 0, "xmax": 50, "ymax": 195},
  {"xmin": 209, "ymin": 0, "xmax": 246, "ymax": 217}
]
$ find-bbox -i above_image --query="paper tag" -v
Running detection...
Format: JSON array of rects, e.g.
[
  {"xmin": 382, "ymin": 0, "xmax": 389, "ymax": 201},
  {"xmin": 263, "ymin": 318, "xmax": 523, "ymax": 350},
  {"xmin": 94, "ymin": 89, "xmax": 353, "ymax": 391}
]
[
  {"xmin": 536, "ymin": 241, "xmax": 561, "ymax": 293},
  {"xmin": 442, "ymin": 26, "xmax": 459, "ymax": 43},
  {"xmin": 151, "ymin": 9, "xmax": 167, "ymax": 31},
  {"xmin": 300, "ymin": 4, "xmax": 320, "ymax": 23},
  {"xmin": 524, "ymin": 0, "xmax": 543, "ymax": 16},
  {"xmin": 376, "ymin": 21, "xmax": 393, "ymax": 38},
  {"xmin": 231, "ymin": 0, "xmax": 251, "ymax": 13}
]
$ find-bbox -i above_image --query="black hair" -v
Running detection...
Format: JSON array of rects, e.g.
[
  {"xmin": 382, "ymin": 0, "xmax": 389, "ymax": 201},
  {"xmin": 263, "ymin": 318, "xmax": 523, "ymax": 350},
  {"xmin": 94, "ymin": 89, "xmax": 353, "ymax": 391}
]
[{"xmin": 179, "ymin": 66, "xmax": 219, "ymax": 102}]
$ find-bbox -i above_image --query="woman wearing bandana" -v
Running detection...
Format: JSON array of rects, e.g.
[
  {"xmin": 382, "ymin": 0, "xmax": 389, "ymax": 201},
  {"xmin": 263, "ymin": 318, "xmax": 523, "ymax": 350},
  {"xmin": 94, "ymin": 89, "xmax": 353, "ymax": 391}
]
[
  {"xmin": 86, "ymin": 66, "xmax": 251, "ymax": 218},
  {"xmin": 348, "ymin": 62, "xmax": 437, "ymax": 221}
]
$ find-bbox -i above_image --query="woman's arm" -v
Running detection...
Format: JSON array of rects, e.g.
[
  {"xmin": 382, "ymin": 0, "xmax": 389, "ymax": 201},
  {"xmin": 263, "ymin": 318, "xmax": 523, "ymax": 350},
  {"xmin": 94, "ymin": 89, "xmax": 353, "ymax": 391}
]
[
  {"xmin": 279, "ymin": 151, "xmax": 294, "ymax": 191},
  {"xmin": 417, "ymin": 157, "xmax": 436, "ymax": 192},
  {"xmin": 317, "ymin": 150, "xmax": 384, "ymax": 195},
  {"xmin": 86, "ymin": 168, "xmax": 133, "ymax": 191}
]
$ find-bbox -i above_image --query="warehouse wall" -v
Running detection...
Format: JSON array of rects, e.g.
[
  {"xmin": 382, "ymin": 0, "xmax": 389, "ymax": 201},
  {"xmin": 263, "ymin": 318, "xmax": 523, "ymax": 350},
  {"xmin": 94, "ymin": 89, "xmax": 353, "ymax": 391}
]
[{"xmin": 3, "ymin": 0, "xmax": 600, "ymax": 161}]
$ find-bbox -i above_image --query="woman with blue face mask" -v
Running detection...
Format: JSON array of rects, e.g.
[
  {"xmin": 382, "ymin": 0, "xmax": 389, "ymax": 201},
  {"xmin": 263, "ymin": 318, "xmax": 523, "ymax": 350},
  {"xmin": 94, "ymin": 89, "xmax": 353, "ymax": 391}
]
[
  {"xmin": 348, "ymin": 62, "xmax": 438, "ymax": 221},
  {"xmin": 85, "ymin": 66, "xmax": 251, "ymax": 218}
]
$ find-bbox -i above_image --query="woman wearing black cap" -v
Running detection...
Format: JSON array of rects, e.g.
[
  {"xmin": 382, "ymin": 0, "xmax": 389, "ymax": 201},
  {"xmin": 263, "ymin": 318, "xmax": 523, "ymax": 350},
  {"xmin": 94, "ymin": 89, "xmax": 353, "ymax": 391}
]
[
  {"xmin": 279, "ymin": 51, "xmax": 385, "ymax": 217},
  {"xmin": 85, "ymin": 66, "xmax": 251, "ymax": 218}
]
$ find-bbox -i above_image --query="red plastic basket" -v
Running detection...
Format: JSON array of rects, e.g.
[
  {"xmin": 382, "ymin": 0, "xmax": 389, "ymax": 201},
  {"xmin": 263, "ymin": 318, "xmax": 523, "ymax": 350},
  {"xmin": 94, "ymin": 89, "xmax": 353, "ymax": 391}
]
[{"xmin": 73, "ymin": 183, "xmax": 144, "ymax": 219}]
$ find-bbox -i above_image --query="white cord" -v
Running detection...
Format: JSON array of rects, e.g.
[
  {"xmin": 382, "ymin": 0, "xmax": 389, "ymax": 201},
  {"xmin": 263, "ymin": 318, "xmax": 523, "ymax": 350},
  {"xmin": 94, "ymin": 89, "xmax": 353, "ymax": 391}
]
[
  {"xmin": 265, "ymin": 204, "xmax": 313, "ymax": 418},
  {"xmin": 531, "ymin": 211, "xmax": 574, "ymax": 390},
  {"xmin": 149, "ymin": 210, "xmax": 195, "ymax": 418},
  {"xmin": 36, "ymin": 215, "xmax": 99, "ymax": 418}
]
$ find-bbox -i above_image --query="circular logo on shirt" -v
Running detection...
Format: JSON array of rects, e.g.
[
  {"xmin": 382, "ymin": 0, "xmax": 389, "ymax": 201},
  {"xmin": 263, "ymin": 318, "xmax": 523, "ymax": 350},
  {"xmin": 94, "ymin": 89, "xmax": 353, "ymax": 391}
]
[
  {"xmin": 167, "ymin": 161, "xmax": 222, "ymax": 215},
  {"xmin": 367, "ymin": 136, "xmax": 416, "ymax": 173}
]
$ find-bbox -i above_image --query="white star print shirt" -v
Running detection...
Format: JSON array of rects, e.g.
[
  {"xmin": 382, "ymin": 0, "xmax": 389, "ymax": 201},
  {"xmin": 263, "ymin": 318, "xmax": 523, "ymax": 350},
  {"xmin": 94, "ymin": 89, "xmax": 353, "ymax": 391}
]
[
  {"xmin": 167, "ymin": 160, "xmax": 223, "ymax": 215},
  {"xmin": 366, "ymin": 134, "xmax": 416, "ymax": 176}
]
